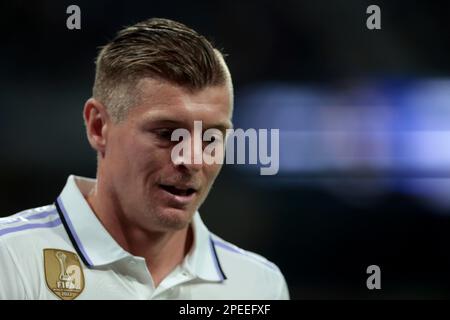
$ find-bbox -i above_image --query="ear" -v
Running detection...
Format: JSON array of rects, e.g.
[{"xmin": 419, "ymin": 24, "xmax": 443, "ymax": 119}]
[{"xmin": 83, "ymin": 98, "xmax": 110, "ymax": 157}]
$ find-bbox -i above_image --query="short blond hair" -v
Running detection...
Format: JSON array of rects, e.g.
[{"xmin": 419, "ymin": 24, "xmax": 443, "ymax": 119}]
[{"xmin": 93, "ymin": 18, "xmax": 229, "ymax": 122}]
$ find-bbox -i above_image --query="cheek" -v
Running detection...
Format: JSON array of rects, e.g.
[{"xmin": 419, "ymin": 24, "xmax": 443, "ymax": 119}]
[
  {"xmin": 105, "ymin": 132, "xmax": 128, "ymax": 168},
  {"xmin": 128, "ymin": 135, "xmax": 173, "ymax": 172},
  {"xmin": 204, "ymin": 163, "xmax": 223, "ymax": 183},
  {"xmin": 108, "ymin": 132, "xmax": 149, "ymax": 173}
]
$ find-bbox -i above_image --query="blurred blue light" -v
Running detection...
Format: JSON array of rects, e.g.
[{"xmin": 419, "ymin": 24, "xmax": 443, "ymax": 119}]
[{"xmin": 233, "ymin": 79, "xmax": 450, "ymax": 209}]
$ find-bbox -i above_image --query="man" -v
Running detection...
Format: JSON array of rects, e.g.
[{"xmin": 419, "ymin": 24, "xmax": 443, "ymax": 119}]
[{"xmin": 0, "ymin": 18, "xmax": 289, "ymax": 299}]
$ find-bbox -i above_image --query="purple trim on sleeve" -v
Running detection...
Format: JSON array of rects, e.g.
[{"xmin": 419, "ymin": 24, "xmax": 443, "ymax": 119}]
[
  {"xmin": 0, "ymin": 218, "xmax": 62, "ymax": 237},
  {"xmin": 26, "ymin": 210, "xmax": 58, "ymax": 221},
  {"xmin": 0, "ymin": 209, "xmax": 58, "ymax": 225}
]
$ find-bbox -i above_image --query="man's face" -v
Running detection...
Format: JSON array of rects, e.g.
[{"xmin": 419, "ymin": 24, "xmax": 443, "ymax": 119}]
[{"xmin": 102, "ymin": 78, "xmax": 233, "ymax": 232}]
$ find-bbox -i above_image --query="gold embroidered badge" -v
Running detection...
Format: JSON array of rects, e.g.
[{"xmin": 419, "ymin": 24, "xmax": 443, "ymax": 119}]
[{"xmin": 43, "ymin": 249, "xmax": 85, "ymax": 300}]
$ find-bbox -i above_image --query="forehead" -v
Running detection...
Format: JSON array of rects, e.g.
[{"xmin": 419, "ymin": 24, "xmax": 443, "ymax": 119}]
[{"xmin": 127, "ymin": 78, "xmax": 233, "ymax": 129}]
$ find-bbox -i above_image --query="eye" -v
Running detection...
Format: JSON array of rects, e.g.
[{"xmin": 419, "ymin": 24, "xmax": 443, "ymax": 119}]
[{"xmin": 154, "ymin": 128, "xmax": 173, "ymax": 140}]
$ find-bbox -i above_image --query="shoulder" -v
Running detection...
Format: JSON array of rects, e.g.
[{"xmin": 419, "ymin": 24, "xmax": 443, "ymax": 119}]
[
  {"xmin": 211, "ymin": 234, "xmax": 280, "ymax": 273},
  {"xmin": 0, "ymin": 204, "xmax": 63, "ymax": 247},
  {"xmin": 0, "ymin": 204, "xmax": 68, "ymax": 299},
  {"xmin": 210, "ymin": 233, "xmax": 290, "ymax": 299}
]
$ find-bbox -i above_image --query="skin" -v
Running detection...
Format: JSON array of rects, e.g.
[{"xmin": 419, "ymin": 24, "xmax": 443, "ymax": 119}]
[{"xmin": 83, "ymin": 78, "xmax": 233, "ymax": 287}]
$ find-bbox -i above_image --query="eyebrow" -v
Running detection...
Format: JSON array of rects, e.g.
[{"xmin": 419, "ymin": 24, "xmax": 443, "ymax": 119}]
[{"xmin": 145, "ymin": 118, "xmax": 233, "ymax": 132}]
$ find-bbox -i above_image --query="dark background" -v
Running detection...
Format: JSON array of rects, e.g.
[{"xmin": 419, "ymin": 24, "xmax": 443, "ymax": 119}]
[{"xmin": 1, "ymin": 0, "xmax": 450, "ymax": 299}]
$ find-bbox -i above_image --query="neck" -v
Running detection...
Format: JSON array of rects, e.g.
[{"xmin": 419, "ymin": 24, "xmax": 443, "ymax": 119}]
[{"xmin": 85, "ymin": 180, "xmax": 193, "ymax": 287}]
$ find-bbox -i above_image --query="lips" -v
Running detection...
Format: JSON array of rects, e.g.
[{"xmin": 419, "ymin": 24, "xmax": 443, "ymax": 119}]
[
  {"xmin": 159, "ymin": 184, "xmax": 197, "ymax": 197},
  {"xmin": 158, "ymin": 183, "xmax": 198, "ymax": 207}
]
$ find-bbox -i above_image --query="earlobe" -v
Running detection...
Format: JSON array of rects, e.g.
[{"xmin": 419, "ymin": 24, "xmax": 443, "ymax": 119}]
[{"xmin": 83, "ymin": 98, "xmax": 108, "ymax": 156}]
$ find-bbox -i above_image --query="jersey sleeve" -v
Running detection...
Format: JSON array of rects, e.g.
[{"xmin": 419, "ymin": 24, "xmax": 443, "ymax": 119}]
[
  {"xmin": 276, "ymin": 270, "xmax": 290, "ymax": 300},
  {"xmin": 0, "ymin": 237, "xmax": 27, "ymax": 299}
]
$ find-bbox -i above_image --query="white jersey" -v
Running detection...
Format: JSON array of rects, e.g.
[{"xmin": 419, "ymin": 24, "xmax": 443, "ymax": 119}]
[{"xmin": 0, "ymin": 175, "xmax": 289, "ymax": 300}]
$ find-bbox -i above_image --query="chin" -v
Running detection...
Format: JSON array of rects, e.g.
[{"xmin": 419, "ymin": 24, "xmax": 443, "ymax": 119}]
[{"xmin": 152, "ymin": 207, "xmax": 195, "ymax": 231}]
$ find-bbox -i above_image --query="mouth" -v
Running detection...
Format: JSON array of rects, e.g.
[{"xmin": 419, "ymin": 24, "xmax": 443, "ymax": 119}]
[
  {"xmin": 158, "ymin": 184, "xmax": 197, "ymax": 204},
  {"xmin": 159, "ymin": 184, "xmax": 197, "ymax": 197}
]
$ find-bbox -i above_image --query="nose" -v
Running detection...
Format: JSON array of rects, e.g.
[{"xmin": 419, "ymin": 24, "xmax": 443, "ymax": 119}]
[{"xmin": 171, "ymin": 135, "xmax": 203, "ymax": 172}]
